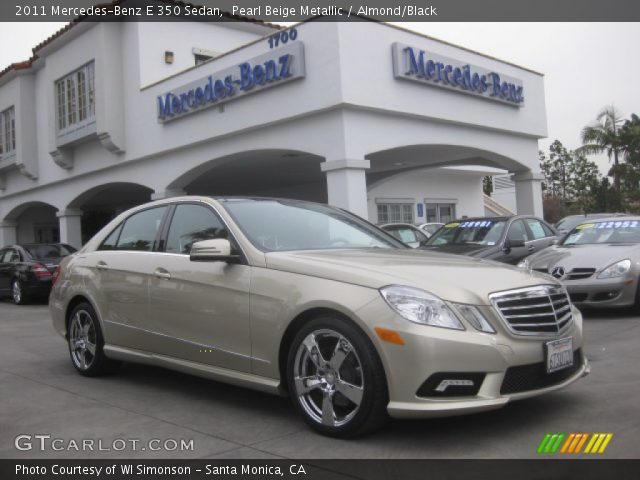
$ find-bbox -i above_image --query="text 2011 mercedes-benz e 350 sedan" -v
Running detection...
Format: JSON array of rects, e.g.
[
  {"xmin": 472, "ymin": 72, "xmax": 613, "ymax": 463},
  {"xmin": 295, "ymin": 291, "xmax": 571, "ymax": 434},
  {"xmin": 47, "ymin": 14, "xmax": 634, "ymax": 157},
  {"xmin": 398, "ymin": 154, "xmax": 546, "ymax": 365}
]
[{"xmin": 50, "ymin": 197, "xmax": 589, "ymax": 437}]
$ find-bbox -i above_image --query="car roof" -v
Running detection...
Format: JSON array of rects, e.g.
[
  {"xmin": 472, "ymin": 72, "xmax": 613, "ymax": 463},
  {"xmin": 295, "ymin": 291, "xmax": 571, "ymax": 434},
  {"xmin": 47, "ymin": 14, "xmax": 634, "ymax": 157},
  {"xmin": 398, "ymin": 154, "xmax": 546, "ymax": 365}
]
[{"xmin": 574, "ymin": 216, "xmax": 640, "ymax": 224}]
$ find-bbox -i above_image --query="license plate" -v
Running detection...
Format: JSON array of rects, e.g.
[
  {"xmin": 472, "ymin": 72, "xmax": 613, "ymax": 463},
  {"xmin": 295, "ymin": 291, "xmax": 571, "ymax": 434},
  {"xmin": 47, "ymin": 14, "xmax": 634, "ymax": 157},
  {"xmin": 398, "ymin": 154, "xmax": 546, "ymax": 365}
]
[{"xmin": 545, "ymin": 337, "xmax": 574, "ymax": 374}]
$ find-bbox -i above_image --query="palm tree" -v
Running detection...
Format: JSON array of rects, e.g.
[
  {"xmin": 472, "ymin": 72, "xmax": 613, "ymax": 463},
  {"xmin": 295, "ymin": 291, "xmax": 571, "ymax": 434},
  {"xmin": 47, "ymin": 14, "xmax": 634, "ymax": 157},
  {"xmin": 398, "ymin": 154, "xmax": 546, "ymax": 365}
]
[{"xmin": 579, "ymin": 105, "xmax": 624, "ymax": 191}]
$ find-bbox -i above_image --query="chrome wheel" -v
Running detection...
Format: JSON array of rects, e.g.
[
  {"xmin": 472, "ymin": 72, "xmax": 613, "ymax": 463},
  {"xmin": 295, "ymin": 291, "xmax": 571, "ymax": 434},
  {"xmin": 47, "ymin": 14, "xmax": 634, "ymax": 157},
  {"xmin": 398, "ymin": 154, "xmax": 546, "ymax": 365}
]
[
  {"xmin": 69, "ymin": 309, "xmax": 97, "ymax": 370},
  {"xmin": 12, "ymin": 281, "xmax": 21, "ymax": 304},
  {"xmin": 292, "ymin": 329, "xmax": 364, "ymax": 428}
]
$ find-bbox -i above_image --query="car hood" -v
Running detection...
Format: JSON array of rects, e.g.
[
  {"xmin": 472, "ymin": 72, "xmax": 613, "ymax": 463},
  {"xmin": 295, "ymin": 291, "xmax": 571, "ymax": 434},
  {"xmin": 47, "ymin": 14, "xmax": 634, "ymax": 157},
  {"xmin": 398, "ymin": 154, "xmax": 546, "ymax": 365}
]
[
  {"xmin": 526, "ymin": 243, "xmax": 640, "ymax": 272},
  {"xmin": 420, "ymin": 244, "xmax": 496, "ymax": 257},
  {"xmin": 265, "ymin": 248, "xmax": 554, "ymax": 305}
]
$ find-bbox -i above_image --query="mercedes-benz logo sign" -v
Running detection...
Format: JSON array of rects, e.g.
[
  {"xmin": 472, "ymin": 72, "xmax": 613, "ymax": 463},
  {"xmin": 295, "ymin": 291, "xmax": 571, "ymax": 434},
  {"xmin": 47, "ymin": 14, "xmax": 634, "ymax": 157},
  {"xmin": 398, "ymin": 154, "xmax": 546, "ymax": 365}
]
[{"xmin": 551, "ymin": 266, "xmax": 565, "ymax": 279}]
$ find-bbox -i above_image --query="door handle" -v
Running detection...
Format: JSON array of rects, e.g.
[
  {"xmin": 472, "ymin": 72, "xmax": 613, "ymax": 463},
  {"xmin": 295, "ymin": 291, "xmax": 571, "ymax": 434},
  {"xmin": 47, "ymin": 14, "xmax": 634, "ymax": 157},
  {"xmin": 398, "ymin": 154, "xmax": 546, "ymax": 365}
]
[
  {"xmin": 527, "ymin": 245, "xmax": 535, "ymax": 252},
  {"xmin": 154, "ymin": 269, "xmax": 171, "ymax": 280},
  {"xmin": 96, "ymin": 261, "xmax": 108, "ymax": 270}
]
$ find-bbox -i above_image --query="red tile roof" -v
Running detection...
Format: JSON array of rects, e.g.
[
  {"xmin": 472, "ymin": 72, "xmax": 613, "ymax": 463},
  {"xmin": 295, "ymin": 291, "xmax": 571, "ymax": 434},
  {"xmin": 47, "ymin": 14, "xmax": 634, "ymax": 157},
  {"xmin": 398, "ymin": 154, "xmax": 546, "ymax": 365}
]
[{"xmin": 1, "ymin": 0, "xmax": 281, "ymax": 80}]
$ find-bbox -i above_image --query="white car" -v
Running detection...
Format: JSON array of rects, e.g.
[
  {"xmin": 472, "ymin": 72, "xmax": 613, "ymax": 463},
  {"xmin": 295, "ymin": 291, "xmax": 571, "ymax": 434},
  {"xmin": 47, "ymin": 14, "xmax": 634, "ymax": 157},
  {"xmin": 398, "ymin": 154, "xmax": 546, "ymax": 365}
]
[
  {"xmin": 419, "ymin": 222, "xmax": 445, "ymax": 238},
  {"xmin": 380, "ymin": 223, "xmax": 430, "ymax": 248}
]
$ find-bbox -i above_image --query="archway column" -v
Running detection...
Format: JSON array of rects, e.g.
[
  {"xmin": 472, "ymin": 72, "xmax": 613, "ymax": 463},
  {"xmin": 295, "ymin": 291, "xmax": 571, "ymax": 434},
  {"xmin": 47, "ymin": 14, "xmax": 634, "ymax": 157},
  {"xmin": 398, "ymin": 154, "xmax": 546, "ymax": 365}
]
[
  {"xmin": 57, "ymin": 209, "xmax": 83, "ymax": 249},
  {"xmin": 0, "ymin": 221, "xmax": 18, "ymax": 246},
  {"xmin": 151, "ymin": 188, "xmax": 186, "ymax": 200},
  {"xmin": 513, "ymin": 171, "xmax": 544, "ymax": 217},
  {"xmin": 321, "ymin": 159, "xmax": 370, "ymax": 219}
]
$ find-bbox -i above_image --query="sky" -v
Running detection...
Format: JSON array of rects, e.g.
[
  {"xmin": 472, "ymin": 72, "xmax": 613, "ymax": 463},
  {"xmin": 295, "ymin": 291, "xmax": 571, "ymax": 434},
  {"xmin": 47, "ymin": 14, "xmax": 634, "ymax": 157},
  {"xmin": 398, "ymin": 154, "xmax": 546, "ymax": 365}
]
[{"xmin": 1, "ymin": 21, "xmax": 639, "ymax": 174}]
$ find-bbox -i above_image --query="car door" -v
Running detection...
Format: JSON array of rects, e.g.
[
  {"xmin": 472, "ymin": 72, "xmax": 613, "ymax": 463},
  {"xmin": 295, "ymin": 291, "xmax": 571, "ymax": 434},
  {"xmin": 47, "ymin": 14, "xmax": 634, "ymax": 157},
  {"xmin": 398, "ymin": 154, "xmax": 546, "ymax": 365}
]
[
  {"xmin": 146, "ymin": 202, "xmax": 252, "ymax": 373},
  {"xmin": 0, "ymin": 248, "xmax": 11, "ymax": 292},
  {"xmin": 80, "ymin": 205, "xmax": 169, "ymax": 350},
  {"xmin": 501, "ymin": 219, "xmax": 532, "ymax": 264},
  {"xmin": 524, "ymin": 218, "xmax": 557, "ymax": 254}
]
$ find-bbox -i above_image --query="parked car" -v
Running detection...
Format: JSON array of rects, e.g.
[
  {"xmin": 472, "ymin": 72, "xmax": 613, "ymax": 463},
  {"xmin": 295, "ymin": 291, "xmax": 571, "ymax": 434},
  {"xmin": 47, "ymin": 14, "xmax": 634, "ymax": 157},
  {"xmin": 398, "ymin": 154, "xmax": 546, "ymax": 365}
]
[
  {"xmin": 50, "ymin": 197, "xmax": 588, "ymax": 437},
  {"xmin": 380, "ymin": 223, "xmax": 429, "ymax": 248},
  {"xmin": 423, "ymin": 215, "xmax": 559, "ymax": 265},
  {"xmin": 0, "ymin": 243, "xmax": 77, "ymax": 304},
  {"xmin": 520, "ymin": 216, "xmax": 640, "ymax": 310},
  {"xmin": 418, "ymin": 222, "xmax": 444, "ymax": 238},
  {"xmin": 555, "ymin": 213, "xmax": 627, "ymax": 235}
]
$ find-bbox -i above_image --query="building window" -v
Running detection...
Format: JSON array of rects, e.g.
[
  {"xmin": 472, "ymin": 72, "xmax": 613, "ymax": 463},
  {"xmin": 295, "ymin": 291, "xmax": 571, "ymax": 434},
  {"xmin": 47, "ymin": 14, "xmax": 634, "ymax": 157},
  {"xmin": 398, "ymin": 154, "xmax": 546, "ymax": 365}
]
[
  {"xmin": 56, "ymin": 62, "xmax": 95, "ymax": 131},
  {"xmin": 377, "ymin": 203, "xmax": 414, "ymax": 224},
  {"xmin": 192, "ymin": 47, "xmax": 220, "ymax": 66},
  {"xmin": 426, "ymin": 203, "xmax": 456, "ymax": 223},
  {"xmin": 0, "ymin": 106, "xmax": 16, "ymax": 156}
]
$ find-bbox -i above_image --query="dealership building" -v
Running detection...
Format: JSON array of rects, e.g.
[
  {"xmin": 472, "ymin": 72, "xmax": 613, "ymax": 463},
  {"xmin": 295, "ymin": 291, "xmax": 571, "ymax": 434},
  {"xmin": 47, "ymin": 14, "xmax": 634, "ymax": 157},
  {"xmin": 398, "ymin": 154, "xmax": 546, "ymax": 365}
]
[{"xmin": 0, "ymin": 13, "xmax": 547, "ymax": 249}]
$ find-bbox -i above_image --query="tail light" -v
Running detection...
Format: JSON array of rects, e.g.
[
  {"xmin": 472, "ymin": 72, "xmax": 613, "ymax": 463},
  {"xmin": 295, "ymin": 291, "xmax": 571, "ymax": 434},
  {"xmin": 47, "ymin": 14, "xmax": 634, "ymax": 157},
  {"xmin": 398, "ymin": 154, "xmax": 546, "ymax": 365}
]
[
  {"xmin": 32, "ymin": 262, "xmax": 52, "ymax": 279},
  {"xmin": 51, "ymin": 264, "xmax": 62, "ymax": 286}
]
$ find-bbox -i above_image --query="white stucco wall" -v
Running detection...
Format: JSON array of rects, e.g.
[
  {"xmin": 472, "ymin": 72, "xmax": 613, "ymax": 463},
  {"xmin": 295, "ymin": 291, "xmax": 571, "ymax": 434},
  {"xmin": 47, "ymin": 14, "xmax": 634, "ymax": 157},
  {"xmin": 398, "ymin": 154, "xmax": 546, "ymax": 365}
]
[{"xmin": 367, "ymin": 167, "xmax": 487, "ymax": 223}]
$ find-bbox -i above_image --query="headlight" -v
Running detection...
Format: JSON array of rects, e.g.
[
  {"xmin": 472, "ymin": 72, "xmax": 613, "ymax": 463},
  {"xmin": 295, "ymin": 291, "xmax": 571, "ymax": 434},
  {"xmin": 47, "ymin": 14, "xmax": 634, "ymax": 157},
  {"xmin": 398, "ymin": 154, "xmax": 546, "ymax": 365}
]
[
  {"xmin": 453, "ymin": 304, "xmax": 496, "ymax": 333},
  {"xmin": 597, "ymin": 259, "xmax": 632, "ymax": 279},
  {"xmin": 379, "ymin": 285, "xmax": 464, "ymax": 330}
]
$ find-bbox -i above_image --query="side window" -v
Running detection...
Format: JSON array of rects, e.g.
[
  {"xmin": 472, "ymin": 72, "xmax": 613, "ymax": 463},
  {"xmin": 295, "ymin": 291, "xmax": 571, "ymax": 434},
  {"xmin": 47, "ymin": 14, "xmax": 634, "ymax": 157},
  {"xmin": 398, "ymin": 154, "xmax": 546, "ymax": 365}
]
[
  {"xmin": 507, "ymin": 220, "xmax": 530, "ymax": 242},
  {"xmin": 98, "ymin": 223, "xmax": 124, "ymax": 251},
  {"xmin": 541, "ymin": 222, "xmax": 555, "ymax": 237},
  {"xmin": 165, "ymin": 204, "xmax": 228, "ymax": 254},
  {"xmin": 6, "ymin": 248, "xmax": 20, "ymax": 263},
  {"xmin": 0, "ymin": 249, "xmax": 9, "ymax": 263},
  {"xmin": 115, "ymin": 207, "xmax": 167, "ymax": 252},
  {"xmin": 525, "ymin": 219, "xmax": 548, "ymax": 240}
]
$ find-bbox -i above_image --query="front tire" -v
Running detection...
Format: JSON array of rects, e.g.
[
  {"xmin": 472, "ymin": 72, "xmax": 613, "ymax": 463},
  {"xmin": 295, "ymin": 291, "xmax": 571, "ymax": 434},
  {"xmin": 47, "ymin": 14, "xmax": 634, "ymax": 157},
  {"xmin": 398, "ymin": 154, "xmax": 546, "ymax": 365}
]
[
  {"xmin": 286, "ymin": 316, "xmax": 388, "ymax": 437},
  {"xmin": 67, "ymin": 302, "xmax": 119, "ymax": 376}
]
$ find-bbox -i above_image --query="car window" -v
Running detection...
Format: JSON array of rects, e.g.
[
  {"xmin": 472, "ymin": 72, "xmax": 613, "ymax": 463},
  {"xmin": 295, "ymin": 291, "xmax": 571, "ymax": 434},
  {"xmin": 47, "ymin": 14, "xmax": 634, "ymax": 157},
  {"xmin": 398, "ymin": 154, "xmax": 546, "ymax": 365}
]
[
  {"xmin": 385, "ymin": 226, "xmax": 426, "ymax": 244},
  {"xmin": 0, "ymin": 249, "xmax": 9, "ymax": 263},
  {"xmin": 507, "ymin": 220, "xmax": 530, "ymax": 242},
  {"xmin": 422, "ymin": 224, "xmax": 441, "ymax": 236},
  {"xmin": 541, "ymin": 222, "xmax": 555, "ymax": 237},
  {"xmin": 115, "ymin": 207, "xmax": 167, "ymax": 252},
  {"xmin": 525, "ymin": 219, "xmax": 548, "ymax": 240},
  {"xmin": 98, "ymin": 223, "xmax": 124, "ymax": 251},
  {"xmin": 427, "ymin": 220, "xmax": 506, "ymax": 246},
  {"xmin": 4, "ymin": 248, "xmax": 20, "ymax": 263},
  {"xmin": 166, "ymin": 204, "xmax": 229, "ymax": 254}
]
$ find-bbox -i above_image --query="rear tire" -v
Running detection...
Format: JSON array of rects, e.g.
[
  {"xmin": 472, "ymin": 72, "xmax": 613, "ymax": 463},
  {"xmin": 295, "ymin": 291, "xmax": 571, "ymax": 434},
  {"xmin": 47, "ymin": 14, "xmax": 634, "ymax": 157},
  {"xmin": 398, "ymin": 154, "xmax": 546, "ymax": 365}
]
[
  {"xmin": 11, "ymin": 279, "xmax": 28, "ymax": 305},
  {"xmin": 286, "ymin": 316, "xmax": 389, "ymax": 437},
  {"xmin": 67, "ymin": 302, "xmax": 120, "ymax": 376}
]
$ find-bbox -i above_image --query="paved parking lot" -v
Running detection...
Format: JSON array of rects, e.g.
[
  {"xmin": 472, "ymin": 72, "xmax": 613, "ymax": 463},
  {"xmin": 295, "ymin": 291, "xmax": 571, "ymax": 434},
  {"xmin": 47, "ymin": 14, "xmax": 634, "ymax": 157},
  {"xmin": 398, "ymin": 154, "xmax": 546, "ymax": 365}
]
[{"xmin": 1, "ymin": 300, "xmax": 639, "ymax": 459}]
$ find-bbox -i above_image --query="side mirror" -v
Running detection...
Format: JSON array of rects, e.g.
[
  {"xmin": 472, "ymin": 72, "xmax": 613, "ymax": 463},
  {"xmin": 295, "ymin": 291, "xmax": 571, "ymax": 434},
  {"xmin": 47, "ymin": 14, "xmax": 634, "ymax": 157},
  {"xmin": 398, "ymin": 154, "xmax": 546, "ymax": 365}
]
[
  {"xmin": 503, "ymin": 238, "xmax": 525, "ymax": 250},
  {"xmin": 189, "ymin": 239, "xmax": 240, "ymax": 263}
]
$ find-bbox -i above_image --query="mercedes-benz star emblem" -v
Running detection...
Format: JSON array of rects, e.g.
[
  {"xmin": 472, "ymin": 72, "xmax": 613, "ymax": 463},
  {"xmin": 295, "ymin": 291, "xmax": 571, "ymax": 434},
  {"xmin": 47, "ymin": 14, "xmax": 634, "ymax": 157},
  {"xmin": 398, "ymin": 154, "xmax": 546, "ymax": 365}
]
[{"xmin": 551, "ymin": 266, "xmax": 565, "ymax": 279}]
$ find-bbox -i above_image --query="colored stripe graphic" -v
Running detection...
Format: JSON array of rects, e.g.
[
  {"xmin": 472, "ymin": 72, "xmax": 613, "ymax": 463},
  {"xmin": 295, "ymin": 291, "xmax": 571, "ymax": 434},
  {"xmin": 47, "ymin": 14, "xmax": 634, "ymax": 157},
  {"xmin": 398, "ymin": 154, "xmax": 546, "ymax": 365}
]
[{"xmin": 538, "ymin": 433, "xmax": 613, "ymax": 454}]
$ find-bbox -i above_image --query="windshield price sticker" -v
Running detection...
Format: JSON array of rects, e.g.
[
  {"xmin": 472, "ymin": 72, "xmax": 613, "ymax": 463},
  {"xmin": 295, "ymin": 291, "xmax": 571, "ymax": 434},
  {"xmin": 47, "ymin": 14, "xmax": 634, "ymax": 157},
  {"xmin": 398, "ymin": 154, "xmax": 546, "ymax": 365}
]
[
  {"xmin": 460, "ymin": 221, "xmax": 493, "ymax": 228},
  {"xmin": 444, "ymin": 222, "xmax": 460, "ymax": 228},
  {"xmin": 593, "ymin": 220, "xmax": 638, "ymax": 229}
]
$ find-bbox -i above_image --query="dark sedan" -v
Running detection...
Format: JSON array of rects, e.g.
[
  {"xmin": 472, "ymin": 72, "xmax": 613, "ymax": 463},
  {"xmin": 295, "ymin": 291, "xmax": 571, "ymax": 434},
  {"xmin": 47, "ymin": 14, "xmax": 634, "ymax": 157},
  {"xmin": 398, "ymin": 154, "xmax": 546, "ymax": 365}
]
[
  {"xmin": 422, "ymin": 215, "xmax": 558, "ymax": 264},
  {"xmin": 0, "ymin": 243, "xmax": 77, "ymax": 305}
]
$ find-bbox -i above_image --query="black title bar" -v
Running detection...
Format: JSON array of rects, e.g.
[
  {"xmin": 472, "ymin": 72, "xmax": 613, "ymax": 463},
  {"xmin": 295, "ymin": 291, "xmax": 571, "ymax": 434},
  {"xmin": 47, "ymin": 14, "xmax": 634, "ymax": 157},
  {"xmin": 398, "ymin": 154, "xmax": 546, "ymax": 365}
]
[{"xmin": 2, "ymin": 0, "xmax": 640, "ymax": 22}]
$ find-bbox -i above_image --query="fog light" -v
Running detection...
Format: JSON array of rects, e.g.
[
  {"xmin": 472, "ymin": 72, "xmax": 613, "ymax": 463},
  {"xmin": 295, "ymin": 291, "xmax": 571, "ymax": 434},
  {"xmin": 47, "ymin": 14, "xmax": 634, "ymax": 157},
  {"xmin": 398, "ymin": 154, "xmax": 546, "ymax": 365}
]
[{"xmin": 435, "ymin": 379, "xmax": 475, "ymax": 392}]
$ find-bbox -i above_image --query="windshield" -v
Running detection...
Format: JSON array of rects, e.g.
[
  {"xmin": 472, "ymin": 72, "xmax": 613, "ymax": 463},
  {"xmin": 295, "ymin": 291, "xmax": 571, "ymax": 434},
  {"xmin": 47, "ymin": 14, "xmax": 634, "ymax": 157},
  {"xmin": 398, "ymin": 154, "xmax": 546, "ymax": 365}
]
[
  {"xmin": 562, "ymin": 220, "xmax": 640, "ymax": 245},
  {"xmin": 24, "ymin": 244, "xmax": 76, "ymax": 259},
  {"xmin": 426, "ymin": 220, "xmax": 506, "ymax": 246},
  {"xmin": 221, "ymin": 199, "xmax": 404, "ymax": 252}
]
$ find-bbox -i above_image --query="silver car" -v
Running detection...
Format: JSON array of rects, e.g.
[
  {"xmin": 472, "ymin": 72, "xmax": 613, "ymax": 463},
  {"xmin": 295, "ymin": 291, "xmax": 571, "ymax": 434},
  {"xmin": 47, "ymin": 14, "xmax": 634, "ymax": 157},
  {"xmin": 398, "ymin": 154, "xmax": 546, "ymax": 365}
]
[
  {"xmin": 520, "ymin": 216, "xmax": 640, "ymax": 310},
  {"xmin": 50, "ymin": 197, "xmax": 588, "ymax": 437}
]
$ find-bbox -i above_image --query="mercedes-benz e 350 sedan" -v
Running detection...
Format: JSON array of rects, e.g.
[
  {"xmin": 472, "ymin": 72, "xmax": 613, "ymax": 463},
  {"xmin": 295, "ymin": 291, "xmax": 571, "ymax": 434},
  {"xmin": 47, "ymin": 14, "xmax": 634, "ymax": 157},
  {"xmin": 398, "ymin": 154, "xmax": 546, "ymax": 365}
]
[{"xmin": 50, "ymin": 197, "xmax": 589, "ymax": 437}]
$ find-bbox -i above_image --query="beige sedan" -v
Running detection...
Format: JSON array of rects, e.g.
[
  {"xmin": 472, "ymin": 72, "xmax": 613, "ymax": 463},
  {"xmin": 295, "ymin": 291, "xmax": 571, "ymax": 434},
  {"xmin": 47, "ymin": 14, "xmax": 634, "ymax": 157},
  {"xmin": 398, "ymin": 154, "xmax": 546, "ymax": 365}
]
[{"xmin": 50, "ymin": 197, "xmax": 589, "ymax": 437}]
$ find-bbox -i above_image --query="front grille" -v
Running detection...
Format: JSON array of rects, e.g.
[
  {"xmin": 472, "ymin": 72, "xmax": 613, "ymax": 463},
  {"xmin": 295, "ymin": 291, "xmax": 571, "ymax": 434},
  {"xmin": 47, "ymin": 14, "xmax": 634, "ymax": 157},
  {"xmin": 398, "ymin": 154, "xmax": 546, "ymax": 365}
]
[
  {"xmin": 566, "ymin": 268, "xmax": 596, "ymax": 280},
  {"xmin": 490, "ymin": 285, "xmax": 573, "ymax": 335},
  {"xmin": 501, "ymin": 349, "xmax": 583, "ymax": 394}
]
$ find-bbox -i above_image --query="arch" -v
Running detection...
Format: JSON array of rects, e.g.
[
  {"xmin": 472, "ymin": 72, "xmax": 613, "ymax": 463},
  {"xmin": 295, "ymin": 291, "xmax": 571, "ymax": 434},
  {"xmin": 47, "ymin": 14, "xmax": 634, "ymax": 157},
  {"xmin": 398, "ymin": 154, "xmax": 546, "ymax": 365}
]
[
  {"xmin": 67, "ymin": 182, "xmax": 154, "ymax": 210},
  {"xmin": 3, "ymin": 201, "xmax": 59, "ymax": 222},
  {"xmin": 166, "ymin": 149, "xmax": 327, "ymax": 202}
]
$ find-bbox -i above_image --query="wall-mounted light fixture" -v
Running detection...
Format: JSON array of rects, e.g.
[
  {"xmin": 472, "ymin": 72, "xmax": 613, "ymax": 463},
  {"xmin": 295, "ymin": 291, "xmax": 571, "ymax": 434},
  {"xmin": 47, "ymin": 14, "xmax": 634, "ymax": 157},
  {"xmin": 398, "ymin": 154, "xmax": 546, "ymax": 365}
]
[{"xmin": 164, "ymin": 51, "xmax": 174, "ymax": 64}]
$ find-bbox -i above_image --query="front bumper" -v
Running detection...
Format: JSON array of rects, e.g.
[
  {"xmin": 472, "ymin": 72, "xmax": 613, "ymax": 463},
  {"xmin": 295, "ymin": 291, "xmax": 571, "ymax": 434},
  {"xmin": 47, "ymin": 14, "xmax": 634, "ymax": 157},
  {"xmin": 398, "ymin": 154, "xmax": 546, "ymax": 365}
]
[
  {"xmin": 356, "ymin": 298, "xmax": 587, "ymax": 419},
  {"xmin": 564, "ymin": 275, "xmax": 637, "ymax": 308}
]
